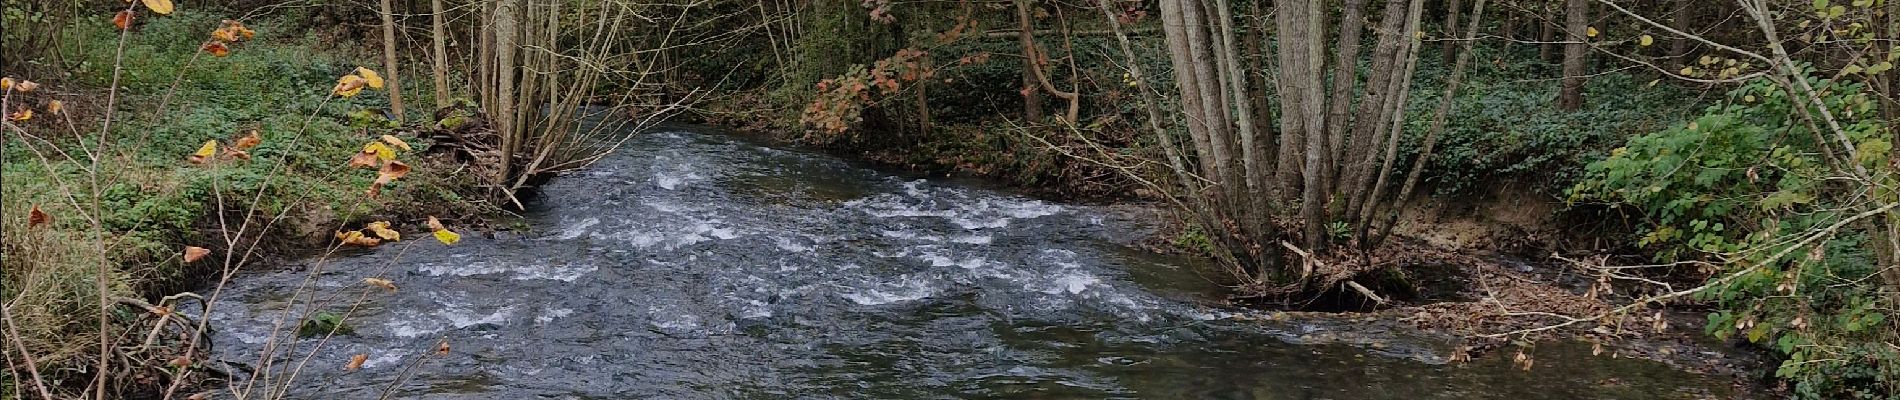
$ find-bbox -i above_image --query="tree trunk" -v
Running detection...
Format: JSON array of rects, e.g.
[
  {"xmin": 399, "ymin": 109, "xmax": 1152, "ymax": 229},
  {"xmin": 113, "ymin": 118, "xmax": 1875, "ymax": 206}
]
[
  {"xmin": 1558, "ymin": 0, "xmax": 1587, "ymax": 111},
  {"xmin": 1343, "ymin": 0, "xmax": 1421, "ymax": 229},
  {"xmin": 1016, "ymin": 0, "xmax": 1081, "ymax": 124},
  {"xmin": 378, "ymin": 0, "xmax": 407, "ymax": 120},
  {"xmin": 493, "ymin": 0, "xmax": 520, "ymax": 182},
  {"xmin": 1325, "ymin": 0, "xmax": 1369, "ymax": 204},
  {"xmin": 1159, "ymin": 0, "xmax": 1220, "ymax": 181},
  {"xmin": 1276, "ymin": 0, "xmax": 1330, "ymax": 251},
  {"xmin": 1377, "ymin": 0, "xmax": 1488, "ymax": 245},
  {"xmin": 1670, "ymin": 0, "xmax": 1693, "ymax": 59},
  {"xmin": 1356, "ymin": 0, "xmax": 1427, "ymax": 240},
  {"xmin": 431, "ymin": 0, "xmax": 451, "ymax": 111},
  {"xmin": 1442, "ymin": 0, "xmax": 1462, "ymax": 66},
  {"xmin": 1539, "ymin": 0, "xmax": 1556, "ymax": 62}
]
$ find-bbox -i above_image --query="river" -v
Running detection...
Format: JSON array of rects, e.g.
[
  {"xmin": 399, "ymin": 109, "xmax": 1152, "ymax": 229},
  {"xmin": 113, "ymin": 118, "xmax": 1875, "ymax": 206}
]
[{"xmin": 204, "ymin": 126, "xmax": 1739, "ymax": 399}]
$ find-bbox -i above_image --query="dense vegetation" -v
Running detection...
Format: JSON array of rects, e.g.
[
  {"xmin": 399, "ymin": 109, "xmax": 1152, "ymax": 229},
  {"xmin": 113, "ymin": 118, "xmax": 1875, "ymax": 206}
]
[{"xmin": 5, "ymin": 0, "xmax": 1899, "ymax": 398}]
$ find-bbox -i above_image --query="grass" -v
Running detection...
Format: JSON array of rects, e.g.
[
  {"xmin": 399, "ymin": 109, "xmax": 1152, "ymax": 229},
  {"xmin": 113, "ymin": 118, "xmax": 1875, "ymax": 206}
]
[{"xmin": 3, "ymin": 8, "xmax": 486, "ymax": 399}]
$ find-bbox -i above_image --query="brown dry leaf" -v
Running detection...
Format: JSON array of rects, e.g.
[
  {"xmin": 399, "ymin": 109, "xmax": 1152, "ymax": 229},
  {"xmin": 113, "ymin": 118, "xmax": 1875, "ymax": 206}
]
[
  {"xmin": 187, "ymin": 140, "xmax": 217, "ymax": 164},
  {"xmin": 183, "ymin": 246, "xmax": 211, "ymax": 263},
  {"xmin": 375, "ymin": 160, "xmax": 410, "ymax": 185},
  {"xmin": 168, "ymin": 355, "xmax": 190, "ymax": 368},
  {"xmin": 364, "ymin": 277, "xmax": 397, "ymax": 291},
  {"xmin": 13, "ymin": 80, "xmax": 38, "ymax": 93},
  {"xmin": 113, "ymin": 10, "xmax": 134, "ymax": 30},
  {"xmin": 141, "ymin": 0, "xmax": 174, "ymax": 15},
  {"xmin": 365, "ymin": 182, "xmax": 383, "ymax": 198},
  {"xmin": 345, "ymin": 353, "xmax": 368, "ymax": 371},
  {"xmin": 335, "ymin": 230, "xmax": 381, "ymax": 247},
  {"xmin": 152, "ymin": 305, "xmax": 172, "ymax": 316},
  {"xmin": 435, "ymin": 340, "xmax": 451, "ymax": 355},
  {"xmin": 379, "ymin": 134, "xmax": 411, "ymax": 151},
  {"xmin": 365, "ymin": 221, "xmax": 400, "ymax": 241},
  {"xmin": 233, "ymin": 129, "xmax": 262, "ymax": 150},
  {"xmin": 222, "ymin": 147, "xmax": 250, "ymax": 161},
  {"xmin": 45, "ymin": 100, "xmax": 62, "ymax": 115},
  {"xmin": 348, "ymin": 150, "xmax": 379, "ymax": 169},
  {"xmin": 186, "ymin": 392, "xmax": 210, "ymax": 400},
  {"xmin": 28, "ymin": 204, "xmax": 51, "ymax": 227},
  {"xmin": 426, "ymin": 216, "xmax": 447, "ymax": 231}
]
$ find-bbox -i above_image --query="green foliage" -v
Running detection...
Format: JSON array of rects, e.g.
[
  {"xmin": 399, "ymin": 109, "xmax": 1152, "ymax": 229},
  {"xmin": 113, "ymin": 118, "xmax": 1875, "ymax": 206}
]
[
  {"xmin": 297, "ymin": 311, "xmax": 354, "ymax": 338},
  {"xmin": 1572, "ymin": 75, "xmax": 1899, "ymax": 399}
]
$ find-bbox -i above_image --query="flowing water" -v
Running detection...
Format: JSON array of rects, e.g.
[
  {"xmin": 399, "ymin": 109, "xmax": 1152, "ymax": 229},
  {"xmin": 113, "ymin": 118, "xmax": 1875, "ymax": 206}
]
[{"xmin": 206, "ymin": 127, "xmax": 1740, "ymax": 399}]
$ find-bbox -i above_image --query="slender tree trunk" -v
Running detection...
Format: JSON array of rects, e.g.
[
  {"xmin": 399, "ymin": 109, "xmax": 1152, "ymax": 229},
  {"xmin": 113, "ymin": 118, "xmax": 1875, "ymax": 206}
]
[
  {"xmin": 494, "ymin": 0, "xmax": 520, "ymax": 182},
  {"xmin": 1017, "ymin": 0, "xmax": 1081, "ymax": 123},
  {"xmin": 1276, "ymin": 0, "xmax": 1329, "ymax": 251},
  {"xmin": 1159, "ymin": 0, "xmax": 1220, "ymax": 181},
  {"xmin": 1356, "ymin": 0, "xmax": 1427, "ymax": 240},
  {"xmin": 1324, "ymin": 0, "xmax": 1369, "ymax": 203},
  {"xmin": 431, "ymin": 0, "xmax": 451, "ymax": 111},
  {"xmin": 1018, "ymin": 1, "xmax": 1045, "ymax": 124},
  {"xmin": 1442, "ymin": 0, "xmax": 1462, "ymax": 66},
  {"xmin": 1670, "ymin": 0, "xmax": 1693, "ymax": 59},
  {"xmin": 1539, "ymin": 0, "xmax": 1557, "ymax": 62},
  {"xmin": 1343, "ymin": 0, "xmax": 1420, "ymax": 227},
  {"xmin": 1216, "ymin": 0, "xmax": 1267, "ymax": 238},
  {"xmin": 1558, "ymin": 0, "xmax": 1587, "ymax": 111},
  {"xmin": 1377, "ymin": 0, "xmax": 1488, "ymax": 245},
  {"xmin": 378, "ymin": 0, "xmax": 407, "ymax": 120}
]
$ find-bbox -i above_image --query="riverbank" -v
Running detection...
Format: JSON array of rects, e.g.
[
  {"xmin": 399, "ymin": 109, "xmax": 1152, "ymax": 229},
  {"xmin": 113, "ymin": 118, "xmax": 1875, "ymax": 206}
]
[{"xmin": 1, "ymin": 11, "xmax": 501, "ymax": 397}]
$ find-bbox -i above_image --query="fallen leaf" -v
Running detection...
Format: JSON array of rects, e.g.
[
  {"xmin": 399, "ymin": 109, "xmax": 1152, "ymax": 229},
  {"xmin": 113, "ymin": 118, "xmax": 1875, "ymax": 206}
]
[
  {"xmin": 375, "ymin": 160, "xmax": 410, "ymax": 185},
  {"xmin": 432, "ymin": 229, "xmax": 461, "ymax": 246},
  {"xmin": 356, "ymin": 67, "xmax": 385, "ymax": 89},
  {"xmin": 333, "ymin": 74, "xmax": 368, "ymax": 97},
  {"xmin": 29, "ymin": 204, "xmax": 51, "ymax": 227},
  {"xmin": 186, "ymin": 392, "xmax": 209, "ymax": 400},
  {"xmin": 211, "ymin": 27, "xmax": 238, "ymax": 42},
  {"xmin": 183, "ymin": 246, "xmax": 211, "ymax": 263},
  {"xmin": 335, "ymin": 230, "xmax": 381, "ymax": 247},
  {"xmin": 113, "ymin": 10, "xmax": 134, "ymax": 30},
  {"xmin": 7, "ymin": 108, "xmax": 31, "ymax": 122},
  {"xmin": 141, "ymin": 0, "xmax": 174, "ymax": 15},
  {"xmin": 187, "ymin": 140, "xmax": 217, "ymax": 164},
  {"xmin": 364, "ymin": 277, "xmax": 397, "ymax": 291},
  {"xmin": 425, "ymin": 216, "xmax": 447, "ymax": 231},
  {"xmin": 221, "ymin": 147, "xmax": 250, "ymax": 161},
  {"xmin": 1639, "ymin": 34, "xmax": 1654, "ymax": 47},
  {"xmin": 363, "ymin": 141, "xmax": 395, "ymax": 161},
  {"xmin": 202, "ymin": 41, "xmax": 230, "ymax": 57},
  {"xmin": 13, "ymin": 80, "xmax": 37, "ymax": 93},
  {"xmin": 0, "ymin": 77, "xmax": 11, "ymax": 91},
  {"xmin": 168, "ymin": 355, "xmax": 190, "ymax": 367},
  {"xmin": 233, "ymin": 129, "xmax": 261, "ymax": 150},
  {"xmin": 379, "ymin": 134, "xmax": 411, "ymax": 151},
  {"xmin": 345, "ymin": 353, "xmax": 368, "ymax": 371},
  {"xmin": 348, "ymin": 151, "xmax": 379, "ymax": 169},
  {"xmin": 46, "ymin": 100, "xmax": 62, "ymax": 115},
  {"xmin": 365, "ymin": 221, "xmax": 400, "ymax": 241},
  {"xmin": 435, "ymin": 340, "xmax": 451, "ymax": 355}
]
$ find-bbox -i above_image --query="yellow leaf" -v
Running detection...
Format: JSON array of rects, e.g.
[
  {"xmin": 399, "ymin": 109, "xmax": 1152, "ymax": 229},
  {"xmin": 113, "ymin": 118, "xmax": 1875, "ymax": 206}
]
[
  {"xmin": 364, "ymin": 277, "xmax": 397, "ymax": 291},
  {"xmin": 6, "ymin": 108, "xmax": 31, "ymax": 122},
  {"xmin": 363, "ymin": 142, "xmax": 395, "ymax": 161},
  {"xmin": 336, "ymin": 230, "xmax": 381, "ymax": 247},
  {"xmin": 366, "ymin": 221, "xmax": 401, "ymax": 241},
  {"xmin": 141, "ymin": 0, "xmax": 174, "ymax": 15},
  {"xmin": 188, "ymin": 140, "xmax": 217, "ymax": 164},
  {"xmin": 1586, "ymin": 26, "xmax": 1599, "ymax": 38},
  {"xmin": 356, "ymin": 67, "xmax": 385, "ymax": 90},
  {"xmin": 1, "ymin": 77, "xmax": 13, "ymax": 91},
  {"xmin": 380, "ymin": 134, "xmax": 411, "ymax": 151},
  {"xmin": 333, "ymin": 75, "xmax": 367, "ymax": 97},
  {"xmin": 1639, "ymin": 34, "xmax": 1654, "ymax": 46},
  {"xmin": 1679, "ymin": 66, "xmax": 1695, "ymax": 76},
  {"xmin": 432, "ymin": 229, "xmax": 461, "ymax": 246}
]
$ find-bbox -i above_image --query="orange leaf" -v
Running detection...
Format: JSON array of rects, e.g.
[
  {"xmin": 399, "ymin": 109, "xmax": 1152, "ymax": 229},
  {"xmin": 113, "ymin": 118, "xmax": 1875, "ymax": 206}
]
[
  {"xmin": 221, "ymin": 147, "xmax": 250, "ymax": 161},
  {"xmin": 169, "ymin": 356, "xmax": 190, "ymax": 367},
  {"xmin": 425, "ymin": 216, "xmax": 447, "ymax": 231},
  {"xmin": 45, "ymin": 100, "xmax": 62, "ymax": 115},
  {"xmin": 365, "ymin": 182, "xmax": 382, "ymax": 198},
  {"xmin": 28, "ymin": 204, "xmax": 50, "ymax": 228},
  {"xmin": 183, "ymin": 246, "xmax": 210, "ymax": 263},
  {"xmin": 365, "ymin": 221, "xmax": 400, "ymax": 241},
  {"xmin": 434, "ymin": 340, "xmax": 451, "ymax": 355},
  {"xmin": 7, "ymin": 108, "xmax": 31, "ymax": 122},
  {"xmin": 233, "ymin": 129, "xmax": 261, "ymax": 150},
  {"xmin": 335, "ymin": 230, "xmax": 381, "ymax": 247},
  {"xmin": 348, "ymin": 151, "xmax": 379, "ymax": 169},
  {"xmin": 364, "ymin": 277, "xmax": 397, "ymax": 291},
  {"xmin": 211, "ymin": 27, "xmax": 238, "ymax": 42},
  {"xmin": 202, "ymin": 42, "xmax": 230, "ymax": 57},
  {"xmin": 375, "ymin": 160, "xmax": 410, "ymax": 185},
  {"xmin": 345, "ymin": 353, "xmax": 368, "ymax": 371},
  {"xmin": 113, "ymin": 10, "xmax": 134, "ymax": 30}
]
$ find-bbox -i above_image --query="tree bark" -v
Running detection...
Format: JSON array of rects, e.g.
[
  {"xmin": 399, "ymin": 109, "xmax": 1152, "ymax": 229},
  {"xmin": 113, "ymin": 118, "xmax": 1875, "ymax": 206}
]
[
  {"xmin": 1558, "ymin": 0, "xmax": 1587, "ymax": 111},
  {"xmin": 431, "ymin": 0, "xmax": 451, "ymax": 111},
  {"xmin": 1324, "ymin": 0, "xmax": 1369, "ymax": 203},
  {"xmin": 1016, "ymin": 0, "xmax": 1081, "ymax": 124},
  {"xmin": 1442, "ymin": 0, "xmax": 1462, "ymax": 66},
  {"xmin": 1343, "ymin": 0, "xmax": 1420, "ymax": 229},
  {"xmin": 378, "ymin": 0, "xmax": 407, "ymax": 120},
  {"xmin": 1276, "ymin": 0, "xmax": 1329, "ymax": 251},
  {"xmin": 1159, "ymin": 0, "xmax": 1220, "ymax": 181},
  {"xmin": 1377, "ymin": 0, "xmax": 1488, "ymax": 245}
]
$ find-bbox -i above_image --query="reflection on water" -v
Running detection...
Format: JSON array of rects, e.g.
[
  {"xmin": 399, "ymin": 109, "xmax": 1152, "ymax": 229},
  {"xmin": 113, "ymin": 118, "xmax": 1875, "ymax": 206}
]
[{"xmin": 206, "ymin": 127, "xmax": 1736, "ymax": 399}]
